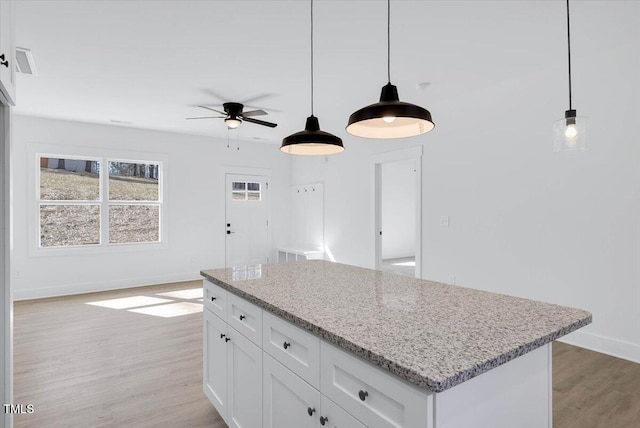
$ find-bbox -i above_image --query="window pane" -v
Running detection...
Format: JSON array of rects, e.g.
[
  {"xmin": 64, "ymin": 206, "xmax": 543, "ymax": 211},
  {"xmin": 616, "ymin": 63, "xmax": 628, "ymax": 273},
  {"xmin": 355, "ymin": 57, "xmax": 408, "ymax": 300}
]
[
  {"xmin": 232, "ymin": 182, "xmax": 246, "ymax": 191},
  {"xmin": 109, "ymin": 161, "xmax": 159, "ymax": 201},
  {"xmin": 232, "ymin": 192, "xmax": 246, "ymax": 201},
  {"xmin": 247, "ymin": 182, "xmax": 260, "ymax": 191},
  {"xmin": 40, "ymin": 158, "xmax": 100, "ymax": 201},
  {"xmin": 109, "ymin": 205, "xmax": 160, "ymax": 244},
  {"xmin": 247, "ymin": 192, "xmax": 260, "ymax": 201},
  {"xmin": 40, "ymin": 205, "xmax": 100, "ymax": 247}
]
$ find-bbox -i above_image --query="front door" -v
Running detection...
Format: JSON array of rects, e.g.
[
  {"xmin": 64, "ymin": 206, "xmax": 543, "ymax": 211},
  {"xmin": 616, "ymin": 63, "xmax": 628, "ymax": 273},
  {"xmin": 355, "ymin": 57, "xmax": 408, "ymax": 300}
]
[{"xmin": 225, "ymin": 173, "xmax": 269, "ymax": 267}]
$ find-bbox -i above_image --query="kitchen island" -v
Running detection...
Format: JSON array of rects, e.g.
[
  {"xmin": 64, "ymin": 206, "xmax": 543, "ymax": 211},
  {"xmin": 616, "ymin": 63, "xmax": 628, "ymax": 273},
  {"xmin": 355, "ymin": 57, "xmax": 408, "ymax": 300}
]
[{"xmin": 201, "ymin": 261, "xmax": 591, "ymax": 428}]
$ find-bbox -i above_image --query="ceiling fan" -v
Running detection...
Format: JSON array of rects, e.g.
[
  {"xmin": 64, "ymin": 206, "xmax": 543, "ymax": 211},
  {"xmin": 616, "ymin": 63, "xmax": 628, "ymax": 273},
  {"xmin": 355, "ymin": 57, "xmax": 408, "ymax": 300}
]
[{"xmin": 187, "ymin": 102, "xmax": 278, "ymax": 129}]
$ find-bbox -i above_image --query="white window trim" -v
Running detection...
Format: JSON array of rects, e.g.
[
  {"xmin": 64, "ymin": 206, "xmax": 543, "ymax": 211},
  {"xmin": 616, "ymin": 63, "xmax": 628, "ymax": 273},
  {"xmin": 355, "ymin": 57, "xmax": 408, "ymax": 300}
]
[{"xmin": 28, "ymin": 144, "xmax": 169, "ymax": 257}]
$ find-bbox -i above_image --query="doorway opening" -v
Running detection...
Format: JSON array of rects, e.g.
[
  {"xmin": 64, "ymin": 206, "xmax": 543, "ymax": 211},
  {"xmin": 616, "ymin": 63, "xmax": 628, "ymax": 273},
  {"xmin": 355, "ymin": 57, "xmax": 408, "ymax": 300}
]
[{"xmin": 373, "ymin": 146, "xmax": 422, "ymax": 278}]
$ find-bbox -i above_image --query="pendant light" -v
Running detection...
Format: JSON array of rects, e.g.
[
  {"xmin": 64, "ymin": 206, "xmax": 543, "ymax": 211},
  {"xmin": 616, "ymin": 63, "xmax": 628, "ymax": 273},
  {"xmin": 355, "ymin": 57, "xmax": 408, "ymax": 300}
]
[
  {"xmin": 346, "ymin": 0, "xmax": 434, "ymax": 139},
  {"xmin": 280, "ymin": 0, "xmax": 344, "ymax": 155},
  {"xmin": 553, "ymin": 0, "xmax": 588, "ymax": 152}
]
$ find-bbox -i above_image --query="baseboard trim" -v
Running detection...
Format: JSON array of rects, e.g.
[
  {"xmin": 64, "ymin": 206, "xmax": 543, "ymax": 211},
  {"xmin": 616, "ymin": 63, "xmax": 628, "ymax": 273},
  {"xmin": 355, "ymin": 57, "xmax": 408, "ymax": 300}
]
[
  {"xmin": 558, "ymin": 330, "xmax": 640, "ymax": 364},
  {"xmin": 12, "ymin": 272, "xmax": 203, "ymax": 301}
]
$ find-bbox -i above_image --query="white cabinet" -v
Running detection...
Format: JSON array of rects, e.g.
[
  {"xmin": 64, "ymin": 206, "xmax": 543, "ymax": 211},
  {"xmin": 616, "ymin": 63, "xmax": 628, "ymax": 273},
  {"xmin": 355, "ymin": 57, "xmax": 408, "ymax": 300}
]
[
  {"xmin": 0, "ymin": 0, "xmax": 16, "ymax": 105},
  {"xmin": 263, "ymin": 353, "xmax": 320, "ymax": 428},
  {"xmin": 203, "ymin": 308, "xmax": 262, "ymax": 427},
  {"xmin": 203, "ymin": 308, "xmax": 228, "ymax": 419},
  {"xmin": 263, "ymin": 311, "xmax": 320, "ymax": 388},
  {"xmin": 227, "ymin": 327, "xmax": 262, "ymax": 428},
  {"xmin": 321, "ymin": 342, "xmax": 430, "ymax": 428},
  {"xmin": 319, "ymin": 395, "xmax": 366, "ymax": 428}
]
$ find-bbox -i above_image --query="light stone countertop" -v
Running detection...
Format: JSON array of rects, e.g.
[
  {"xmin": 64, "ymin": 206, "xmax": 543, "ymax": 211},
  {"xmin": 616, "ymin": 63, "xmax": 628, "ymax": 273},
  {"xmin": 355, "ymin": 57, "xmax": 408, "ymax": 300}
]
[{"xmin": 200, "ymin": 260, "xmax": 591, "ymax": 393}]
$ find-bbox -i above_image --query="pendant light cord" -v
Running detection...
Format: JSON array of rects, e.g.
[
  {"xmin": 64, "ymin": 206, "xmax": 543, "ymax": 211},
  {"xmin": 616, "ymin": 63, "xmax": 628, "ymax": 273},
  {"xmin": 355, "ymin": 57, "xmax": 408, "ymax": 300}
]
[
  {"xmin": 310, "ymin": 0, "xmax": 314, "ymax": 116},
  {"xmin": 566, "ymin": 0, "xmax": 572, "ymax": 110},
  {"xmin": 387, "ymin": 0, "xmax": 391, "ymax": 83}
]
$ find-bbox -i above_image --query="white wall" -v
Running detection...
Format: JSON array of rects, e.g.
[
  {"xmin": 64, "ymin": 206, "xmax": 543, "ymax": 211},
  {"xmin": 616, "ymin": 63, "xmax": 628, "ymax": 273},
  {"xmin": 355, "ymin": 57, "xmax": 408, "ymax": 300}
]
[
  {"xmin": 12, "ymin": 115, "xmax": 291, "ymax": 299},
  {"xmin": 292, "ymin": 2, "xmax": 640, "ymax": 362},
  {"xmin": 381, "ymin": 159, "xmax": 416, "ymax": 260}
]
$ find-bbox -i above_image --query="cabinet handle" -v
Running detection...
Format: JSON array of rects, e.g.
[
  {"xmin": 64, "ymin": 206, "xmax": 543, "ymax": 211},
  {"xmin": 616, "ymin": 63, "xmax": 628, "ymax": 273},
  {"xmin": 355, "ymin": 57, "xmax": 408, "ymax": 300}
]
[
  {"xmin": 307, "ymin": 407, "xmax": 315, "ymax": 416},
  {"xmin": 0, "ymin": 53, "xmax": 7, "ymax": 68},
  {"xmin": 283, "ymin": 341, "xmax": 291, "ymax": 350},
  {"xmin": 220, "ymin": 333, "xmax": 226, "ymax": 339},
  {"xmin": 358, "ymin": 390, "xmax": 369, "ymax": 401},
  {"xmin": 239, "ymin": 315, "xmax": 246, "ymax": 321},
  {"xmin": 320, "ymin": 416, "xmax": 329, "ymax": 426},
  {"xmin": 211, "ymin": 296, "xmax": 216, "ymax": 301},
  {"xmin": 225, "ymin": 337, "xmax": 231, "ymax": 342}
]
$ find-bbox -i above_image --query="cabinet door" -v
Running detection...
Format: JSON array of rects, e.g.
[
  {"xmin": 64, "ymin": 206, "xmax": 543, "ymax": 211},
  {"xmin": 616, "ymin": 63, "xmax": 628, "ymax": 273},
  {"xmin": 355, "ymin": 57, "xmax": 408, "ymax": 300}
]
[
  {"xmin": 319, "ymin": 395, "xmax": 366, "ymax": 428},
  {"xmin": 0, "ymin": 0, "xmax": 15, "ymax": 105},
  {"xmin": 203, "ymin": 309, "xmax": 228, "ymax": 421},
  {"xmin": 263, "ymin": 353, "xmax": 320, "ymax": 428},
  {"xmin": 227, "ymin": 326, "xmax": 263, "ymax": 428}
]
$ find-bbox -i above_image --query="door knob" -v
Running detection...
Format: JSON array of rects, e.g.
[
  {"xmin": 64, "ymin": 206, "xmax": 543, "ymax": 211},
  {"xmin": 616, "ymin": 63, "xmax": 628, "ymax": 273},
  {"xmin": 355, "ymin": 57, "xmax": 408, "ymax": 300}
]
[
  {"xmin": 358, "ymin": 390, "xmax": 369, "ymax": 401},
  {"xmin": 307, "ymin": 407, "xmax": 315, "ymax": 416},
  {"xmin": 220, "ymin": 333, "xmax": 226, "ymax": 339},
  {"xmin": 283, "ymin": 341, "xmax": 291, "ymax": 350},
  {"xmin": 239, "ymin": 315, "xmax": 246, "ymax": 321},
  {"xmin": 320, "ymin": 416, "xmax": 328, "ymax": 425},
  {"xmin": 227, "ymin": 230, "xmax": 235, "ymax": 235},
  {"xmin": 211, "ymin": 296, "xmax": 216, "ymax": 301},
  {"xmin": 225, "ymin": 337, "xmax": 231, "ymax": 342}
]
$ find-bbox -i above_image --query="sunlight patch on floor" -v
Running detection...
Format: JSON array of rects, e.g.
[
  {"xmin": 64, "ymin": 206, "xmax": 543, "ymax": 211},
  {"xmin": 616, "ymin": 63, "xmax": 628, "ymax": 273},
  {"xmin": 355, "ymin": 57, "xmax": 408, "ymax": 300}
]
[
  {"xmin": 128, "ymin": 302, "xmax": 203, "ymax": 318},
  {"xmin": 86, "ymin": 296, "xmax": 172, "ymax": 309},
  {"xmin": 156, "ymin": 288, "xmax": 203, "ymax": 300}
]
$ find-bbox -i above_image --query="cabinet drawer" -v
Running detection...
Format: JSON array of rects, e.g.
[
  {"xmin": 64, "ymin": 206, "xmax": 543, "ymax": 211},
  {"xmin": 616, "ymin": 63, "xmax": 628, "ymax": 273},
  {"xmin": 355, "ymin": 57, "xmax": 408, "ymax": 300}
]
[
  {"xmin": 227, "ymin": 292, "xmax": 262, "ymax": 346},
  {"xmin": 203, "ymin": 280, "xmax": 227, "ymax": 320},
  {"xmin": 263, "ymin": 311, "xmax": 320, "ymax": 388},
  {"xmin": 321, "ymin": 342, "xmax": 431, "ymax": 428}
]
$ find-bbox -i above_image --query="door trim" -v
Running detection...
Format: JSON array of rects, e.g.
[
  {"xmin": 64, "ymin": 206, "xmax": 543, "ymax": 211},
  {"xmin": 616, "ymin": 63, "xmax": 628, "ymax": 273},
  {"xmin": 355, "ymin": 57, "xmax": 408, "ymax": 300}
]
[
  {"xmin": 221, "ymin": 166, "xmax": 273, "ymax": 267},
  {"xmin": 1, "ymin": 104, "xmax": 13, "ymax": 428},
  {"xmin": 371, "ymin": 146, "xmax": 423, "ymax": 279}
]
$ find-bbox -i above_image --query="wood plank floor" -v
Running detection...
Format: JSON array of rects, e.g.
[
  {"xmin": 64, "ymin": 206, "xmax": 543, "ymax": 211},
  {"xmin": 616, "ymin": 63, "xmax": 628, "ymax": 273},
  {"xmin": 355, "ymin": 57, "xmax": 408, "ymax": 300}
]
[{"xmin": 13, "ymin": 281, "xmax": 640, "ymax": 427}]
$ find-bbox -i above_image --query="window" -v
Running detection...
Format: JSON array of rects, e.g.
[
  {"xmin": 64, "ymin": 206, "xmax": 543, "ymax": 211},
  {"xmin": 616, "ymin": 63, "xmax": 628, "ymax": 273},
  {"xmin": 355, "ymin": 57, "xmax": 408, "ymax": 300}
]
[
  {"xmin": 232, "ymin": 181, "xmax": 261, "ymax": 201},
  {"xmin": 38, "ymin": 155, "xmax": 162, "ymax": 249}
]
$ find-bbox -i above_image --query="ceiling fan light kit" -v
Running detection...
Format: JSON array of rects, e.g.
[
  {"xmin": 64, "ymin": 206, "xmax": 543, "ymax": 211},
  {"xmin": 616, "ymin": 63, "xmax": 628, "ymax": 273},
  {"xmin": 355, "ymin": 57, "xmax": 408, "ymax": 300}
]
[
  {"xmin": 280, "ymin": 0, "xmax": 344, "ymax": 156},
  {"xmin": 346, "ymin": 0, "xmax": 434, "ymax": 139},
  {"xmin": 553, "ymin": 0, "xmax": 588, "ymax": 152}
]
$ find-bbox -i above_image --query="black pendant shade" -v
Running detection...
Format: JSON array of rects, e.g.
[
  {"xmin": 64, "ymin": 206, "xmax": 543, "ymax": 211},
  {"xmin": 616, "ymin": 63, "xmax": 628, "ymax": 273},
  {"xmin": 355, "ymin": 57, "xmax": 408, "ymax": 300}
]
[
  {"xmin": 347, "ymin": 83, "xmax": 434, "ymax": 139},
  {"xmin": 347, "ymin": 0, "xmax": 434, "ymax": 139},
  {"xmin": 280, "ymin": 0, "xmax": 344, "ymax": 156},
  {"xmin": 281, "ymin": 115, "xmax": 344, "ymax": 155}
]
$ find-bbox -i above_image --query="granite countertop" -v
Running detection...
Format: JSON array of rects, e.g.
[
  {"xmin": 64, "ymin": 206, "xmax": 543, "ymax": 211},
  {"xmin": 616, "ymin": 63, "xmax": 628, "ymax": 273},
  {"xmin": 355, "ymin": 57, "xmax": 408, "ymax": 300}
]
[{"xmin": 200, "ymin": 261, "xmax": 591, "ymax": 393}]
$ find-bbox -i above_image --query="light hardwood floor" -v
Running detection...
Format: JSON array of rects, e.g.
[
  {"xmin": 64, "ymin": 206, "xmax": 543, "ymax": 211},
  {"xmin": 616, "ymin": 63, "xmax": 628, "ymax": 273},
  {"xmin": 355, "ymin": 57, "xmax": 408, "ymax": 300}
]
[{"xmin": 13, "ymin": 281, "xmax": 640, "ymax": 427}]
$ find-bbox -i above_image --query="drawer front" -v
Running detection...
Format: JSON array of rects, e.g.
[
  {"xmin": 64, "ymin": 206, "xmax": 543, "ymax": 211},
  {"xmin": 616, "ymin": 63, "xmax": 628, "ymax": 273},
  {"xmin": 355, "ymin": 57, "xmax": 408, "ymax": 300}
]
[
  {"xmin": 203, "ymin": 280, "xmax": 227, "ymax": 320},
  {"xmin": 227, "ymin": 292, "xmax": 263, "ymax": 346},
  {"xmin": 263, "ymin": 311, "xmax": 320, "ymax": 388},
  {"xmin": 321, "ymin": 342, "xmax": 431, "ymax": 428}
]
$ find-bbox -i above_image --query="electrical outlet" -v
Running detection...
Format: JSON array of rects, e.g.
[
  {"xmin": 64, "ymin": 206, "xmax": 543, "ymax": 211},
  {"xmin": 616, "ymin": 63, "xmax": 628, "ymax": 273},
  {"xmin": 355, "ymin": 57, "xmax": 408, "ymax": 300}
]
[
  {"xmin": 448, "ymin": 274, "xmax": 456, "ymax": 285},
  {"xmin": 440, "ymin": 216, "xmax": 450, "ymax": 227}
]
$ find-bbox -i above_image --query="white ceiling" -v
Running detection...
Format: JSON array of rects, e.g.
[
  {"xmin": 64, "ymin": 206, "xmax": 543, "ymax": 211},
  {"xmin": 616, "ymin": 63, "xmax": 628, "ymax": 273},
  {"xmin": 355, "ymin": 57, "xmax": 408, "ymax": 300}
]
[{"xmin": 13, "ymin": 0, "xmax": 634, "ymax": 144}]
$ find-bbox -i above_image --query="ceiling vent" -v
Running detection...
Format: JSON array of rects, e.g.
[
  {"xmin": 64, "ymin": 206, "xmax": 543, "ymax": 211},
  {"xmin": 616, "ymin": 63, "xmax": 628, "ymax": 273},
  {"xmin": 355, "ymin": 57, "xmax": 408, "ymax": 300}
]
[{"xmin": 15, "ymin": 47, "xmax": 37, "ymax": 76}]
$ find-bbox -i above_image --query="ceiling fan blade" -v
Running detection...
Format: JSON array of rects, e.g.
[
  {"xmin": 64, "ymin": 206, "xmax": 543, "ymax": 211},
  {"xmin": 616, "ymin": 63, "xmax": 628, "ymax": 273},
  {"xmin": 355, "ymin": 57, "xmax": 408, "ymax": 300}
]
[
  {"xmin": 186, "ymin": 116, "xmax": 225, "ymax": 120},
  {"xmin": 239, "ymin": 93, "xmax": 277, "ymax": 106},
  {"xmin": 244, "ymin": 104, "xmax": 282, "ymax": 113},
  {"xmin": 202, "ymin": 88, "xmax": 231, "ymax": 103},
  {"xmin": 241, "ymin": 109, "xmax": 268, "ymax": 117},
  {"xmin": 242, "ymin": 116, "xmax": 278, "ymax": 128},
  {"xmin": 198, "ymin": 105, "xmax": 227, "ymax": 115}
]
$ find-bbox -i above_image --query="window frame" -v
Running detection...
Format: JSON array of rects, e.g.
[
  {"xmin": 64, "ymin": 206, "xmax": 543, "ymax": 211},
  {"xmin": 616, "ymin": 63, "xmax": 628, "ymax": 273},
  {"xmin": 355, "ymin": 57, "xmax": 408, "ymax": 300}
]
[{"xmin": 31, "ymin": 147, "xmax": 168, "ymax": 256}]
